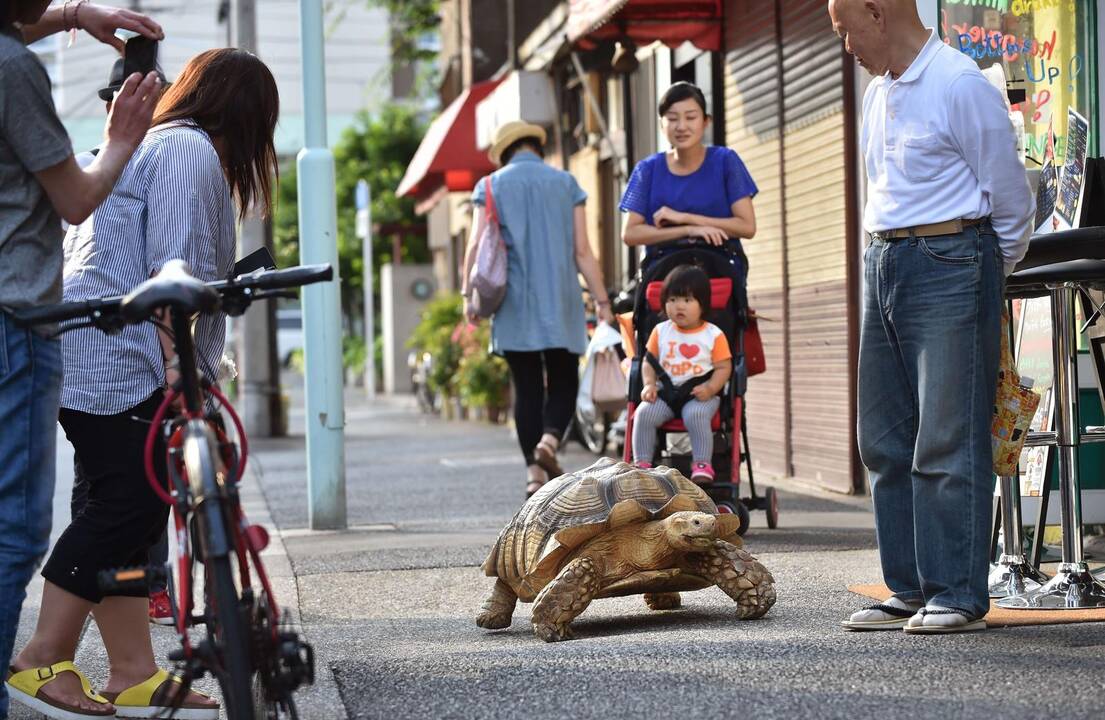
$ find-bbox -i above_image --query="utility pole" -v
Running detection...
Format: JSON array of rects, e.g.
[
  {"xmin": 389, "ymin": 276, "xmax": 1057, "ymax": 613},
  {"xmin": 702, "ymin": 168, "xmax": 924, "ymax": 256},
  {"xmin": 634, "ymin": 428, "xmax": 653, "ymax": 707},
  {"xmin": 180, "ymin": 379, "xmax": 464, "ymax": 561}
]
[
  {"xmin": 356, "ymin": 179, "xmax": 376, "ymax": 397},
  {"xmin": 231, "ymin": 0, "xmax": 284, "ymax": 438},
  {"xmin": 298, "ymin": 0, "xmax": 347, "ymax": 530}
]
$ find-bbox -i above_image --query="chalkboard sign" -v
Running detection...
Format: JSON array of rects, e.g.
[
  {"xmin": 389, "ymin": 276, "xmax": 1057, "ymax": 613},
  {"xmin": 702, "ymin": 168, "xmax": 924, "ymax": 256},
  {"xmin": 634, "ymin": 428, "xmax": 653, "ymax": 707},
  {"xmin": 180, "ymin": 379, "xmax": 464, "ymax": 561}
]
[
  {"xmin": 1033, "ymin": 122, "xmax": 1058, "ymax": 233},
  {"xmin": 1054, "ymin": 108, "xmax": 1090, "ymax": 230}
]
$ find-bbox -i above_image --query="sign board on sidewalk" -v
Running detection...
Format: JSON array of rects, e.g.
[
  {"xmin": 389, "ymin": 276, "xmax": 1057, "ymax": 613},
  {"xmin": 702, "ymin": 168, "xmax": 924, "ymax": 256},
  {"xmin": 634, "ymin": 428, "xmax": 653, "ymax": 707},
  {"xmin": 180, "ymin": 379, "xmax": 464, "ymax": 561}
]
[{"xmin": 1053, "ymin": 108, "xmax": 1090, "ymax": 231}]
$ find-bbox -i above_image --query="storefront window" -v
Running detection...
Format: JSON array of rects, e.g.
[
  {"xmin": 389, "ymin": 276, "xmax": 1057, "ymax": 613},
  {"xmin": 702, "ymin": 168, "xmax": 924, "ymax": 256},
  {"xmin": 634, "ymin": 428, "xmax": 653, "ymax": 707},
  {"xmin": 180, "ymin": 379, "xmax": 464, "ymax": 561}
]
[{"xmin": 940, "ymin": 0, "xmax": 1098, "ymax": 162}]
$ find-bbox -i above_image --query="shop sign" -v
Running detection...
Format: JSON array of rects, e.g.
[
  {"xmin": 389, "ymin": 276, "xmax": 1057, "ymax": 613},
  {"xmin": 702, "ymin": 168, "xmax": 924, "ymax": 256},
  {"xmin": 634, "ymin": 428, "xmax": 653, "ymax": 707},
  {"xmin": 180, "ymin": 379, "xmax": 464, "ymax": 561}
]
[{"xmin": 940, "ymin": 0, "xmax": 1094, "ymax": 162}]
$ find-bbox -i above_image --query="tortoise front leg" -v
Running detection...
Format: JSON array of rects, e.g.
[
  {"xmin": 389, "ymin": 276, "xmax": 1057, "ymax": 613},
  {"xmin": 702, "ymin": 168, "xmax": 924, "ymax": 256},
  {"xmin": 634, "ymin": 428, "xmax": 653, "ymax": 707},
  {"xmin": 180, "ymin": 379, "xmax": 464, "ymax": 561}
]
[
  {"xmin": 684, "ymin": 540, "xmax": 776, "ymax": 619},
  {"xmin": 530, "ymin": 557, "xmax": 600, "ymax": 642},
  {"xmin": 476, "ymin": 579, "xmax": 518, "ymax": 629}
]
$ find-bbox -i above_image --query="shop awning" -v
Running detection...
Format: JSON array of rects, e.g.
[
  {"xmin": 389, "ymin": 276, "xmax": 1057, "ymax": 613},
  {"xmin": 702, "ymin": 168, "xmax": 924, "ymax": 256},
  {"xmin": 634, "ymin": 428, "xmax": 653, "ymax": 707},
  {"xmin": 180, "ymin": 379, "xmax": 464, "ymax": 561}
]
[
  {"xmin": 567, "ymin": 0, "xmax": 723, "ymax": 52},
  {"xmin": 397, "ymin": 78, "xmax": 503, "ymax": 200}
]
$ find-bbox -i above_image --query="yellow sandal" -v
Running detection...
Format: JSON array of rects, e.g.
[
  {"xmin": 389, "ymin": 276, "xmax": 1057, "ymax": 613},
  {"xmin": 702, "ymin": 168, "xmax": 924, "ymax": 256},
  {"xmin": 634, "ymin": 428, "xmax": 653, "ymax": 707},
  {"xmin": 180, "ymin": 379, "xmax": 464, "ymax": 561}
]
[
  {"xmin": 5, "ymin": 661, "xmax": 114, "ymax": 719},
  {"xmin": 100, "ymin": 668, "xmax": 219, "ymax": 720}
]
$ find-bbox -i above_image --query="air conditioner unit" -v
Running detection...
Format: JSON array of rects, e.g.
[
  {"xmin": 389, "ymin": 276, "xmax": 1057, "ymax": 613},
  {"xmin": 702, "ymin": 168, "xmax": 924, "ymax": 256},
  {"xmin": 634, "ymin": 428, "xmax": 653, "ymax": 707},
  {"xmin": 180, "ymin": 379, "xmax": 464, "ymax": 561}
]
[{"xmin": 475, "ymin": 71, "xmax": 557, "ymax": 149}]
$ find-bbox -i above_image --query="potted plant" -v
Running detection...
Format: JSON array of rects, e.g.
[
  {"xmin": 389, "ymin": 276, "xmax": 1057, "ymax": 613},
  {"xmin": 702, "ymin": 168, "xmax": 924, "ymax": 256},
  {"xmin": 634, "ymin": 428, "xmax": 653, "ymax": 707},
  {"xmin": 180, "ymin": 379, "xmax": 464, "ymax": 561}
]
[{"xmin": 454, "ymin": 322, "xmax": 511, "ymax": 423}]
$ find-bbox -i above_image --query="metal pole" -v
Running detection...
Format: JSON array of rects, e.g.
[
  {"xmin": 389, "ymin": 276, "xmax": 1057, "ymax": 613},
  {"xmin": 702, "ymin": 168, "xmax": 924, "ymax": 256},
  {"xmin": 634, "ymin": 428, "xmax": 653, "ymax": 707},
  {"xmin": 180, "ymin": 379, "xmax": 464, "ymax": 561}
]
[
  {"xmin": 230, "ymin": 0, "xmax": 256, "ymax": 51},
  {"xmin": 231, "ymin": 0, "xmax": 282, "ymax": 439},
  {"xmin": 1052, "ymin": 284, "xmax": 1082, "ymax": 564},
  {"xmin": 298, "ymin": 0, "xmax": 346, "ymax": 530},
  {"xmin": 356, "ymin": 179, "xmax": 376, "ymax": 396}
]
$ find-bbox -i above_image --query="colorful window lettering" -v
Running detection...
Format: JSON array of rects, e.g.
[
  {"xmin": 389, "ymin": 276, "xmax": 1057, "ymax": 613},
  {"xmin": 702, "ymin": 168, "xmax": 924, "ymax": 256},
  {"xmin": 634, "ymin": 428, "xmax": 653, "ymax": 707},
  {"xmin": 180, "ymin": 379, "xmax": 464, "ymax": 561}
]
[{"xmin": 940, "ymin": 0, "xmax": 1095, "ymax": 165}]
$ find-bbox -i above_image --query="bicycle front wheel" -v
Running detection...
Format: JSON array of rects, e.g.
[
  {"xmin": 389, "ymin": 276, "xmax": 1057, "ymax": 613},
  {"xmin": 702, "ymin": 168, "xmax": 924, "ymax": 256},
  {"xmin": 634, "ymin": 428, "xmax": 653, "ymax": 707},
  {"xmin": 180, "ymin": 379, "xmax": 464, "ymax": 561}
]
[
  {"xmin": 209, "ymin": 553, "xmax": 256, "ymax": 719},
  {"xmin": 185, "ymin": 420, "xmax": 257, "ymax": 719}
]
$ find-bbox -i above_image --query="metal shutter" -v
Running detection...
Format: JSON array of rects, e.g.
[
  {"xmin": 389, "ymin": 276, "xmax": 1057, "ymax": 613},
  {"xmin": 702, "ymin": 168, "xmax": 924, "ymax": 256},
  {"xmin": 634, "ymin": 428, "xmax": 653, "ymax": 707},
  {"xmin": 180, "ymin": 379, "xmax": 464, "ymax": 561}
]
[{"xmin": 724, "ymin": 0, "xmax": 857, "ymax": 492}]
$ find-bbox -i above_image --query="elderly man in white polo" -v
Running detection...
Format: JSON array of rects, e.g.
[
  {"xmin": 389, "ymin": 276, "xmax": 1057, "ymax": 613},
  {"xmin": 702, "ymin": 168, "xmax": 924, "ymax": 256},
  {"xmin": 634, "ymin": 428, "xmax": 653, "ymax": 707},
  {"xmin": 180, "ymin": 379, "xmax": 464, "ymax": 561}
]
[{"xmin": 828, "ymin": 0, "xmax": 1034, "ymax": 633}]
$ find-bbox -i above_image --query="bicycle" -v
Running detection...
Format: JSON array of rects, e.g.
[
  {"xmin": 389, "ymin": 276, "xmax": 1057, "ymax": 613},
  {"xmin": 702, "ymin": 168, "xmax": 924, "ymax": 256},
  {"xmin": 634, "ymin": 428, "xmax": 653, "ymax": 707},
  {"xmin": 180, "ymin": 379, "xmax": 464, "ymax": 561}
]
[{"xmin": 15, "ymin": 259, "xmax": 332, "ymax": 719}]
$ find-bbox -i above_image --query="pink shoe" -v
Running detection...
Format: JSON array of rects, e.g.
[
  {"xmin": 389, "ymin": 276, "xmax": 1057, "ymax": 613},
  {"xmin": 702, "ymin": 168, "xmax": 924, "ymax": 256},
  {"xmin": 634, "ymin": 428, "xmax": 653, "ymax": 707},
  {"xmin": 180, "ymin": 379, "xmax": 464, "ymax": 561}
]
[
  {"xmin": 690, "ymin": 462, "xmax": 715, "ymax": 485},
  {"xmin": 634, "ymin": 460, "xmax": 653, "ymax": 469},
  {"xmin": 149, "ymin": 589, "xmax": 174, "ymax": 626}
]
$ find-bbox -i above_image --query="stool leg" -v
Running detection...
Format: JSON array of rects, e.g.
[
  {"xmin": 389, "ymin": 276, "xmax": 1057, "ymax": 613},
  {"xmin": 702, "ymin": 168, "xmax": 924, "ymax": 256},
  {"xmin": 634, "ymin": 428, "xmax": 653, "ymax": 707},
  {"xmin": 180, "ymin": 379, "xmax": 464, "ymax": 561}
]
[
  {"xmin": 1000, "ymin": 283, "xmax": 1105, "ymax": 609},
  {"xmin": 988, "ymin": 474, "xmax": 1049, "ymax": 598}
]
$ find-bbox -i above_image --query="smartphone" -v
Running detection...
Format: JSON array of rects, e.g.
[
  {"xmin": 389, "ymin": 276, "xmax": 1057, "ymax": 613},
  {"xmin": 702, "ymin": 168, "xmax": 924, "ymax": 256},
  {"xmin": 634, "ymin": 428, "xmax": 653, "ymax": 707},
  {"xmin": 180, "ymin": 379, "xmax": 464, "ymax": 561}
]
[
  {"xmin": 232, "ymin": 247, "xmax": 278, "ymax": 277},
  {"xmin": 123, "ymin": 35, "xmax": 159, "ymax": 78}
]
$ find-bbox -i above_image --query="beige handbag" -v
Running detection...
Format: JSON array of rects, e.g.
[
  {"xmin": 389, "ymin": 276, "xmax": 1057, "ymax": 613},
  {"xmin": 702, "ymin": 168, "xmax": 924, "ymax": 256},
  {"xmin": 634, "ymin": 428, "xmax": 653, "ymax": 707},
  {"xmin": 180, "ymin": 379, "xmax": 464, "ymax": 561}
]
[
  {"xmin": 591, "ymin": 348, "xmax": 626, "ymax": 413},
  {"xmin": 992, "ymin": 308, "xmax": 1041, "ymax": 476}
]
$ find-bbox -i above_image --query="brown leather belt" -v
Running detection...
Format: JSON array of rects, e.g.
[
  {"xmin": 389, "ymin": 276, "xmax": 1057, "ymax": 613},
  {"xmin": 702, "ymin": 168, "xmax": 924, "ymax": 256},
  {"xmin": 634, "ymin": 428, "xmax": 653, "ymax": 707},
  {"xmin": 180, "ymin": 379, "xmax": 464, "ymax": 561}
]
[{"xmin": 868, "ymin": 217, "xmax": 986, "ymax": 241}]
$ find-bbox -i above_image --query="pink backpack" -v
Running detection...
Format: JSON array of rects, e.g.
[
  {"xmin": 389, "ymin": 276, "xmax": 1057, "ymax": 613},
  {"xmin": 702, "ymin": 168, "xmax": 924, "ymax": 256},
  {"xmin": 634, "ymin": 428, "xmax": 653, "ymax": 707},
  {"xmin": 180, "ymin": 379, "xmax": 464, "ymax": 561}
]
[{"xmin": 466, "ymin": 176, "xmax": 508, "ymax": 318}]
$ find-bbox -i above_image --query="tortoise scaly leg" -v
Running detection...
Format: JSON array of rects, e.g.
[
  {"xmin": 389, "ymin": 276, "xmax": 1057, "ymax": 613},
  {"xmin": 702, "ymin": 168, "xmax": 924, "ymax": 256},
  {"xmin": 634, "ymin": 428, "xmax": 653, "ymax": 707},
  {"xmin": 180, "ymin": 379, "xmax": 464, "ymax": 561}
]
[
  {"xmin": 530, "ymin": 557, "xmax": 600, "ymax": 642},
  {"xmin": 643, "ymin": 593, "xmax": 682, "ymax": 610},
  {"xmin": 684, "ymin": 540, "xmax": 776, "ymax": 619},
  {"xmin": 476, "ymin": 579, "xmax": 518, "ymax": 629}
]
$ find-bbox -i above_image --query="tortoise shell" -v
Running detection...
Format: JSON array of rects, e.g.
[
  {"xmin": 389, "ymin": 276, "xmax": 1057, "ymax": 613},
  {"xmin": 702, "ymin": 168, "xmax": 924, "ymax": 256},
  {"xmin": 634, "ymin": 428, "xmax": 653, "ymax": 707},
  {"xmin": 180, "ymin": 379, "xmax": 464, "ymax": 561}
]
[{"xmin": 482, "ymin": 457, "xmax": 738, "ymax": 601}]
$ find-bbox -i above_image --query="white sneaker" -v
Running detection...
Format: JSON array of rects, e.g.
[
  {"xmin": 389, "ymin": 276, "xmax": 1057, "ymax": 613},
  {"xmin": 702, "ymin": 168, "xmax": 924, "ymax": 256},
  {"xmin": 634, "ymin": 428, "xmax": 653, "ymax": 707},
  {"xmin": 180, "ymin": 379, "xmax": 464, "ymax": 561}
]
[
  {"xmin": 903, "ymin": 605, "xmax": 987, "ymax": 634},
  {"xmin": 841, "ymin": 596, "xmax": 923, "ymax": 631}
]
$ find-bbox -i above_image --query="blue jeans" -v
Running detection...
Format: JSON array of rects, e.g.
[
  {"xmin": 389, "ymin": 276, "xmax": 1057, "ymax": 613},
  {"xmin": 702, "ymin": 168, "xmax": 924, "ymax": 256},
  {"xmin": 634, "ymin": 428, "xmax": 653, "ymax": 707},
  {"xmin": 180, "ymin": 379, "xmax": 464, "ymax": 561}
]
[
  {"xmin": 858, "ymin": 224, "xmax": 1002, "ymax": 617},
  {"xmin": 0, "ymin": 313, "xmax": 61, "ymax": 717}
]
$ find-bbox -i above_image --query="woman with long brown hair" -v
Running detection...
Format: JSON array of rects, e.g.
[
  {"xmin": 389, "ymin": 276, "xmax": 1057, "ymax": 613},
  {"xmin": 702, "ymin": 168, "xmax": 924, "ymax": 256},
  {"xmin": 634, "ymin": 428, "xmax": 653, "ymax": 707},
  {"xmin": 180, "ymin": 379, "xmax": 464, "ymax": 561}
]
[{"xmin": 7, "ymin": 48, "xmax": 278, "ymax": 720}]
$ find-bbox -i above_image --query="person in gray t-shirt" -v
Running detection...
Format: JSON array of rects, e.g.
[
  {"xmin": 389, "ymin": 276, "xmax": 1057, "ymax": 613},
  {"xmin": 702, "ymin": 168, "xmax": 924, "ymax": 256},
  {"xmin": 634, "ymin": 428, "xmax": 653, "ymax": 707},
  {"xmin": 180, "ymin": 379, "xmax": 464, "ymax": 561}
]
[{"xmin": 0, "ymin": 2, "xmax": 163, "ymax": 717}]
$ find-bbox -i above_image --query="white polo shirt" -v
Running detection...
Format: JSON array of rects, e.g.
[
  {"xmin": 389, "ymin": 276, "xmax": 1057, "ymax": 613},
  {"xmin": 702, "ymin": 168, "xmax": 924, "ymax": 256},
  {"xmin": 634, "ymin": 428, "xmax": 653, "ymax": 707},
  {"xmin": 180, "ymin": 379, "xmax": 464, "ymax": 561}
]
[{"xmin": 861, "ymin": 30, "xmax": 1034, "ymax": 275}]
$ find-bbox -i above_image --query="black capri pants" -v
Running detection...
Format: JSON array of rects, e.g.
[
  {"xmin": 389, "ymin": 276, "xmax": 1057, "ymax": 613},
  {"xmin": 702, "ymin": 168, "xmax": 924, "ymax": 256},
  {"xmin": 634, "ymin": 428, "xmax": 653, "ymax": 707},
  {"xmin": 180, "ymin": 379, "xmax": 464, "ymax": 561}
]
[
  {"xmin": 43, "ymin": 391, "xmax": 170, "ymax": 602},
  {"xmin": 502, "ymin": 348, "xmax": 579, "ymax": 467}
]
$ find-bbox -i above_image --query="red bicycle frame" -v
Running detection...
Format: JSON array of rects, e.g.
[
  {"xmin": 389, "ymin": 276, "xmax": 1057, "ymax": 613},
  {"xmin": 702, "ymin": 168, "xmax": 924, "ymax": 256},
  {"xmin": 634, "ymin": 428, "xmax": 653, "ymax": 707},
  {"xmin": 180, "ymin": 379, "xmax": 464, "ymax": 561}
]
[{"xmin": 141, "ymin": 383, "xmax": 281, "ymax": 658}]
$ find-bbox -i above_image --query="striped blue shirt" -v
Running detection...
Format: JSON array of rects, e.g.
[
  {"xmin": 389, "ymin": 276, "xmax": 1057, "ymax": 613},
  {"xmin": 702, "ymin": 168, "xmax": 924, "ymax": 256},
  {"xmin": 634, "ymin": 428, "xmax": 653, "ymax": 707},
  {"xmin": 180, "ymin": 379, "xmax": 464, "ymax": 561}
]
[{"xmin": 61, "ymin": 123, "xmax": 236, "ymax": 415}]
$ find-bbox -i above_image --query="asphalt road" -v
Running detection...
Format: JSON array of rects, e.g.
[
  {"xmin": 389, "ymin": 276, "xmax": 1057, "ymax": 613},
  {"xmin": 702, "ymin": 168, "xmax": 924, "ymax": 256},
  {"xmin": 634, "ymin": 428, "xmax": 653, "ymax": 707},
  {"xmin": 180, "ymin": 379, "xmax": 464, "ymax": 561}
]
[{"xmin": 247, "ymin": 380, "xmax": 1105, "ymax": 720}]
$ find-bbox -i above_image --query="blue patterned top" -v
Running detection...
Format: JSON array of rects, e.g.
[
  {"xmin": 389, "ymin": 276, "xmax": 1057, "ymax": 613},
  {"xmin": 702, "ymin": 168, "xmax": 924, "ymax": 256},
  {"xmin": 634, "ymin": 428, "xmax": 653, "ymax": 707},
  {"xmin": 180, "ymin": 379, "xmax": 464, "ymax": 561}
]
[
  {"xmin": 620, "ymin": 146, "xmax": 758, "ymax": 258},
  {"xmin": 472, "ymin": 151, "xmax": 589, "ymax": 356},
  {"xmin": 61, "ymin": 124, "xmax": 236, "ymax": 414}
]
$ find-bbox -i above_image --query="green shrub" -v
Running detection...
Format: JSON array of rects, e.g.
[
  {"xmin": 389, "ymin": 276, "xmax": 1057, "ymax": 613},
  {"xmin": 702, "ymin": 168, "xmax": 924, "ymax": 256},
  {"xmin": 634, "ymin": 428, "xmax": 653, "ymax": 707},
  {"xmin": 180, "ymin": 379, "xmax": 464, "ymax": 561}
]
[
  {"xmin": 343, "ymin": 335, "xmax": 368, "ymax": 374},
  {"xmin": 454, "ymin": 322, "xmax": 510, "ymax": 410}
]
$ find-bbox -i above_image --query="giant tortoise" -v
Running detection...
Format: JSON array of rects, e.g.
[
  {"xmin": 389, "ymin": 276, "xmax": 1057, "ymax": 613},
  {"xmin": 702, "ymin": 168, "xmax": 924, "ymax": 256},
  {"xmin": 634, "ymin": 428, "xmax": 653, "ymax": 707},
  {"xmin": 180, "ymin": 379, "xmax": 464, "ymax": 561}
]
[{"xmin": 477, "ymin": 458, "xmax": 776, "ymax": 641}]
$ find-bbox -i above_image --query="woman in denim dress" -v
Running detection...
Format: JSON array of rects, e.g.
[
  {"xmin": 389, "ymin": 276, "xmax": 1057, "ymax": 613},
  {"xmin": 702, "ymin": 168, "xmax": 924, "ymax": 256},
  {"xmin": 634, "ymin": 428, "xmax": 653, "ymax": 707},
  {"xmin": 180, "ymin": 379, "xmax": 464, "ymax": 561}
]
[{"xmin": 463, "ymin": 121, "xmax": 614, "ymax": 497}]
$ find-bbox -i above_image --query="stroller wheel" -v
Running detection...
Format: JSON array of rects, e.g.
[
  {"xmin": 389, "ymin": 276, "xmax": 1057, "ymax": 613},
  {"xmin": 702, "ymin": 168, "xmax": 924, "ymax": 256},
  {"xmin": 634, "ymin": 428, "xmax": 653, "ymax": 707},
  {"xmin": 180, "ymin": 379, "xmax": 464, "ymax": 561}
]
[
  {"xmin": 716, "ymin": 500, "xmax": 750, "ymax": 536},
  {"xmin": 765, "ymin": 487, "xmax": 779, "ymax": 529}
]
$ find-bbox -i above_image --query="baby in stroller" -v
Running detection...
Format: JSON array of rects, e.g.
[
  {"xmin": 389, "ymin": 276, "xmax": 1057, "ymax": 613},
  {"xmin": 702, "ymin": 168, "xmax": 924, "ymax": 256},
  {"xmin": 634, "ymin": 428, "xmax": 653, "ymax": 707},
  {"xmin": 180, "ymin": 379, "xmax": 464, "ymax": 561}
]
[{"xmin": 632, "ymin": 265, "xmax": 731, "ymax": 484}]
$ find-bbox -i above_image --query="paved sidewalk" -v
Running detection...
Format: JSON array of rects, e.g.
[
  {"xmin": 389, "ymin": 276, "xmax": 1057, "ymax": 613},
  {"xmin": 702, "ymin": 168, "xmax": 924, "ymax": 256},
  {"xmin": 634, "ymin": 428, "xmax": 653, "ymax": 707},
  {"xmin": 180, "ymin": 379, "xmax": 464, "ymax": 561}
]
[{"xmin": 248, "ymin": 378, "xmax": 1105, "ymax": 720}]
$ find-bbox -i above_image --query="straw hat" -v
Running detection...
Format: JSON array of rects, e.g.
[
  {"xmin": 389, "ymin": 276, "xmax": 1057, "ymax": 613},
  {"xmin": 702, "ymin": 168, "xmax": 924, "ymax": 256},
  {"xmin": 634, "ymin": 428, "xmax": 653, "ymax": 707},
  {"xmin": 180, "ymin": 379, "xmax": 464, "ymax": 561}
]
[{"xmin": 488, "ymin": 120, "xmax": 547, "ymax": 166}]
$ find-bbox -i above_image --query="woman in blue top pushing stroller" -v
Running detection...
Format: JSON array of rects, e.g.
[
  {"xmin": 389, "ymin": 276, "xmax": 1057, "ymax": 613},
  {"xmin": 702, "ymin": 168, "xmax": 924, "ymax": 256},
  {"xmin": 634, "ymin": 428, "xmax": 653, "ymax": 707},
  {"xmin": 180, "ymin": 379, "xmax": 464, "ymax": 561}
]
[{"xmin": 619, "ymin": 81, "xmax": 777, "ymax": 533}]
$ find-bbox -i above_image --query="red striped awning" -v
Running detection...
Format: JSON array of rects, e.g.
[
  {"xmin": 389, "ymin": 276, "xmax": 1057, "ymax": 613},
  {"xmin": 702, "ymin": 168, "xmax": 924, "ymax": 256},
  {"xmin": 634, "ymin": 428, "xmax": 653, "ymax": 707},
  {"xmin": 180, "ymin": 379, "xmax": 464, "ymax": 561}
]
[
  {"xmin": 397, "ymin": 78, "xmax": 504, "ymax": 200},
  {"xmin": 567, "ymin": 0, "xmax": 722, "ymax": 52}
]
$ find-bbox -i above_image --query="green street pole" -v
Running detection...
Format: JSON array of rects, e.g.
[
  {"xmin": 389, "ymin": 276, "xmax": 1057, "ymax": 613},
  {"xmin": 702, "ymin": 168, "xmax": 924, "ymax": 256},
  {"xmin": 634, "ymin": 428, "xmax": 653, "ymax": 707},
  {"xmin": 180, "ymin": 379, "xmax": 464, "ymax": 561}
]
[{"xmin": 297, "ymin": 0, "xmax": 346, "ymax": 529}]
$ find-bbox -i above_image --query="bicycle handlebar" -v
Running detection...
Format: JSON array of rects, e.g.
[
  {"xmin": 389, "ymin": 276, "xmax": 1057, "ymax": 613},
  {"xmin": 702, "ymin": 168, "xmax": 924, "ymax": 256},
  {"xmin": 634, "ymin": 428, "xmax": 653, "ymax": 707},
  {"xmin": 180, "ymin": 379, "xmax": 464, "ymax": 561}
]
[
  {"xmin": 12, "ymin": 263, "xmax": 334, "ymax": 329},
  {"xmin": 214, "ymin": 263, "xmax": 333, "ymax": 292},
  {"xmin": 12, "ymin": 296, "xmax": 124, "ymax": 327}
]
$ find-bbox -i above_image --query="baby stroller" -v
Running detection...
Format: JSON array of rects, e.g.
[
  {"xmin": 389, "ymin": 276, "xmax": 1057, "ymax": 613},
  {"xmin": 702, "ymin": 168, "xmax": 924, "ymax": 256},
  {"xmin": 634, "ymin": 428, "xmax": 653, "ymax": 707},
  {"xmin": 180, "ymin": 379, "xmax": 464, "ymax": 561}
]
[{"xmin": 622, "ymin": 241, "xmax": 777, "ymax": 535}]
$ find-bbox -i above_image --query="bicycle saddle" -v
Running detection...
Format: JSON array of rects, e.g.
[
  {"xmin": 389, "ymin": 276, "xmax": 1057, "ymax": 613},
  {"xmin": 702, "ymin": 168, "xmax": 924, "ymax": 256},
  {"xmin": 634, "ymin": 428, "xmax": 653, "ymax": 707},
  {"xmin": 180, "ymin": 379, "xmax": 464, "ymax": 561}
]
[
  {"xmin": 1007, "ymin": 227, "xmax": 1105, "ymax": 298},
  {"xmin": 120, "ymin": 259, "xmax": 220, "ymax": 322}
]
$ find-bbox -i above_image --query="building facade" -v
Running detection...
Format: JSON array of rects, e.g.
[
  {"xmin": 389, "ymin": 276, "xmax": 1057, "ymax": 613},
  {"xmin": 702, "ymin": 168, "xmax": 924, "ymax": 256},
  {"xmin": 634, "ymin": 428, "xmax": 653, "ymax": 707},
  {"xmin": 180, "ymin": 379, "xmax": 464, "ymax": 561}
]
[
  {"xmin": 404, "ymin": 0, "xmax": 1105, "ymax": 494},
  {"xmin": 33, "ymin": 0, "xmax": 393, "ymax": 158}
]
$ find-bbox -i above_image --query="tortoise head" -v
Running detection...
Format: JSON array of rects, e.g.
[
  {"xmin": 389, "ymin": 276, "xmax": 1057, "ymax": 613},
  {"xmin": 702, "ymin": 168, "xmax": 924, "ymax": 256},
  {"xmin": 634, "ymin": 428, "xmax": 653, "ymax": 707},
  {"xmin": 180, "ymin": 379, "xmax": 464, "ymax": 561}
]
[{"xmin": 662, "ymin": 512, "xmax": 719, "ymax": 551}]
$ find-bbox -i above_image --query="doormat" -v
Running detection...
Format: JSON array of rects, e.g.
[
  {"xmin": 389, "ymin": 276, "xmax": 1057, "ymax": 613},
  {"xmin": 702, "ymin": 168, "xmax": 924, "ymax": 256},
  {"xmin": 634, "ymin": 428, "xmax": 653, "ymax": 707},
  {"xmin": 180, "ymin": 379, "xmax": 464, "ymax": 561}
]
[{"xmin": 848, "ymin": 583, "xmax": 1105, "ymax": 627}]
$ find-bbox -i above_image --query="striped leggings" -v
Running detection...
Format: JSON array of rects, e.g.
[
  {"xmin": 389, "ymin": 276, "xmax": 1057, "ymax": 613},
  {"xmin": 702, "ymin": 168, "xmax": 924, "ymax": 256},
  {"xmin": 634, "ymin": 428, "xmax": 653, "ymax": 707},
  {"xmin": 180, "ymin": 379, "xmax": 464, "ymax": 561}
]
[{"xmin": 632, "ymin": 396, "xmax": 720, "ymax": 464}]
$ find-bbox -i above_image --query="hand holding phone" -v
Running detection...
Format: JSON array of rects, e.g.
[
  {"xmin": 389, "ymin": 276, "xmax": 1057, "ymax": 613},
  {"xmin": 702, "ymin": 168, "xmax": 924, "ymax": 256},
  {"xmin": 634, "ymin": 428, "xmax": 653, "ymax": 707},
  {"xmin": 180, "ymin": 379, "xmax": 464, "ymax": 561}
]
[{"xmin": 123, "ymin": 35, "xmax": 159, "ymax": 79}]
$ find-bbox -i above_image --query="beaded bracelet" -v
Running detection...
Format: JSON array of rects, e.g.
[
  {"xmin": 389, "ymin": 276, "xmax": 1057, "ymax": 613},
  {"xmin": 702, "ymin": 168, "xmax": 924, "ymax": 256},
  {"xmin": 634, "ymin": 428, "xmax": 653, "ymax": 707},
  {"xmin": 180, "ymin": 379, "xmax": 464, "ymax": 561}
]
[
  {"xmin": 62, "ymin": 0, "xmax": 75, "ymax": 30},
  {"xmin": 73, "ymin": 0, "xmax": 88, "ymax": 30}
]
